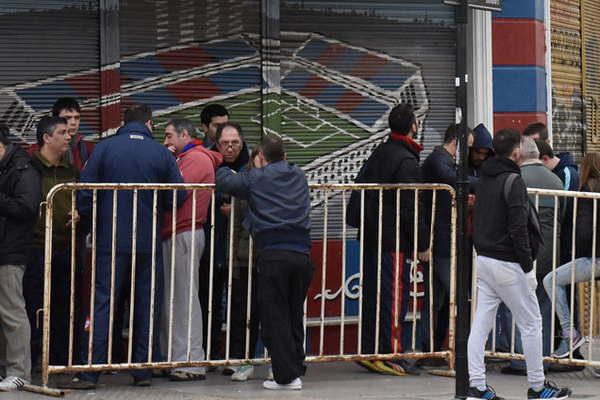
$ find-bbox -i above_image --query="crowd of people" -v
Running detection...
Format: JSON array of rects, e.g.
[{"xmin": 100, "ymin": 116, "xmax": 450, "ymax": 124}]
[{"xmin": 0, "ymin": 98, "xmax": 596, "ymax": 399}]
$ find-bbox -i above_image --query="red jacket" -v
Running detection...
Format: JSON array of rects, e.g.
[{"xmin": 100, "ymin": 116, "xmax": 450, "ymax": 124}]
[
  {"xmin": 28, "ymin": 133, "xmax": 95, "ymax": 172},
  {"xmin": 161, "ymin": 144, "xmax": 223, "ymax": 239}
]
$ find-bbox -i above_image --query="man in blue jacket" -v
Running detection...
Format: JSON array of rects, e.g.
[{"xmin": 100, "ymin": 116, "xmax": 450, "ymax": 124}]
[
  {"xmin": 216, "ymin": 134, "xmax": 313, "ymax": 391},
  {"xmin": 70, "ymin": 103, "xmax": 184, "ymax": 389}
]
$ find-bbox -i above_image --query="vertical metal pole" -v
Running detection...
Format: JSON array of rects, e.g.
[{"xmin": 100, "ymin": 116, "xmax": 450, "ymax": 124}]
[
  {"xmin": 319, "ymin": 191, "xmax": 329, "ymax": 356},
  {"xmin": 87, "ymin": 191, "xmax": 98, "ymax": 366},
  {"xmin": 107, "ymin": 190, "xmax": 118, "ymax": 365},
  {"xmin": 455, "ymin": 1, "xmax": 471, "ymax": 397},
  {"xmin": 68, "ymin": 190, "xmax": 77, "ymax": 367},
  {"xmin": 357, "ymin": 190, "xmax": 365, "ymax": 355},
  {"xmin": 225, "ymin": 197, "xmax": 235, "ymax": 361},
  {"xmin": 340, "ymin": 190, "xmax": 347, "ymax": 355},
  {"xmin": 148, "ymin": 190, "xmax": 158, "ymax": 362},
  {"xmin": 128, "ymin": 189, "xmax": 139, "ymax": 364},
  {"xmin": 42, "ymin": 197, "xmax": 54, "ymax": 386},
  {"xmin": 187, "ymin": 189, "xmax": 198, "ymax": 362}
]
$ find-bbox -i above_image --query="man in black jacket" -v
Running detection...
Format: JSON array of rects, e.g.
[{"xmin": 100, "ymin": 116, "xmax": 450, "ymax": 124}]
[
  {"xmin": 423, "ymin": 124, "xmax": 473, "ymax": 351},
  {"xmin": 467, "ymin": 129, "xmax": 570, "ymax": 400},
  {"xmin": 351, "ymin": 103, "xmax": 429, "ymax": 376},
  {"xmin": 0, "ymin": 125, "xmax": 41, "ymax": 391}
]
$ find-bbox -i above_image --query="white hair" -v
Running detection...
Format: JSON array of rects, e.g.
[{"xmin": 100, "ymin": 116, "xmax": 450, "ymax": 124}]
[{"xmin": 521, "ymin": 135, "xmax": 540, "ymax": 161}]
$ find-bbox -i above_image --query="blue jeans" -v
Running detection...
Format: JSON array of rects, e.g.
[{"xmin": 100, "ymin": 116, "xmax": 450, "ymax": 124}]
[
  {"xmin": 78, "ymin": 252, "xmax": 163, "ymax": 383},
  {"xmin": 543, "ymin": 257, "xmax": 598, "ymax": 336}
]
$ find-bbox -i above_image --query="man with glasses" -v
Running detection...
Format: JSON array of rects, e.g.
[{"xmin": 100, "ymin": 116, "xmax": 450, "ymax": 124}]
[{"xmin": 199, "ymin": 122, "xmax": 250, "ymax": 372}]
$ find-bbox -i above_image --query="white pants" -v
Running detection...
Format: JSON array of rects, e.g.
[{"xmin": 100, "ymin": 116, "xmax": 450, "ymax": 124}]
[
  {"xmin": 468, "ymin": 256, "xmax": 544, "ymax": 389},
  {"xmin": 161, "ymin": 229, "xmax": 206, "ymax": 374}
]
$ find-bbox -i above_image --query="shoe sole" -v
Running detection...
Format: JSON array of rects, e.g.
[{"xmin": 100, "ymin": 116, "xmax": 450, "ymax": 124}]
[
  {"xmin": 552, "ymin": 338, "xmax": 586, "ymax": 358},
  {"xmin": 262, "ymin": 382, "xmax": 301, "ymax": 390}
]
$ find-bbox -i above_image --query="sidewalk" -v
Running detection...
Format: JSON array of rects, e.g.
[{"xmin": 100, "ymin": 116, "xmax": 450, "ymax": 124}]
[{"xmin": 5, "ymin": 361, "xmax": 600, "ymax": 400}]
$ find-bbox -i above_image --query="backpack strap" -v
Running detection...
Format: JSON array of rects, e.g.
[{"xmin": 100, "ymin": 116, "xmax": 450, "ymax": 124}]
[{"xmin": 503, "ymin": 173, "xmax": 519, "ymax": 204}]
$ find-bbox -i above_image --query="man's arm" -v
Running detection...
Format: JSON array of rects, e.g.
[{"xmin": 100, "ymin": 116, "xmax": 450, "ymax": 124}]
[
  {"xmin": 162, "ymin": 150, "xmax": 186, "ymax": 210},
  {"xmin": 0, "ymin": 165, "xmax": 41, "ymax": 221},
  {"xmin": 506, "ymin": 177, "xmax": 534, "ymax": 272},
  {"xmin": 76, "ymin": 144, "xmax": 103, "ymax": 217},
  {"xmin": 215, "ymin": 167, "xmax": 251, "ymax": 199}
]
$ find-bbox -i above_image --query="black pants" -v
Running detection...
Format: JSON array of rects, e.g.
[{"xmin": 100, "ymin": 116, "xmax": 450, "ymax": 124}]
[
  {"xmin": 230, "ymin": 265, "xmax": 260, "ymax": 359},
  {"xmin": 199, "ymin": 253, "xmax": 226, "ymax": 360},
  {"xmin": 257, "ymin": 250, "xmax": 313, "ymax": 384}
]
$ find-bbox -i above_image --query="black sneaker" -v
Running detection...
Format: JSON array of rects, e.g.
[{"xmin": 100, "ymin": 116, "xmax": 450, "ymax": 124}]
[
  {"xmin": 467, "ymin": 385, "xmax": 504, "ymax": 400},
  {"xmin": 527, "ymin": 381, "xmax": 571, "ymax": 399}
]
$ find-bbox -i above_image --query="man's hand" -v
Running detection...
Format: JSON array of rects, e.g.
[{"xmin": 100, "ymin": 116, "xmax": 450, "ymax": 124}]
[
  {"xmin": 67, "ymin": 209, "xmax": 80, "ymax": 226},
  {"xmin": 220, "ymin": 203, "xmax": 232, "ymax": 217},
  {"xmin": 417, "ymin": 250, "xmax": 430, "ymax": 263}
]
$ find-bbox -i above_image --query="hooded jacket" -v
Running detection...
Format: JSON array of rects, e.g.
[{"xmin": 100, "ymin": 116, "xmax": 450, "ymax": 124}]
[
  {"xmin": 216, "ymin": 160, "xmax": 311, "ymax": 255},
  {"xmin": 0, "ymin": 144, "xmax": 41, "ymax": 266},
  {"xmin": 469, "ymin": 124, "xmax": 494, "ymax": 179},
  {"xmin": 473, "ymin": 157, "xmax": 542, "ymax": 273},
  {"xmin": 77, "ymin": 122, "xmax": 185, "ymax": 254},
  {"xmin": 161, "ymin": 143, "xmax": 223, "ymax": 238},
  {"xmin": 552, "ymin": 152, "xmax": 580, "ymax": 263}
]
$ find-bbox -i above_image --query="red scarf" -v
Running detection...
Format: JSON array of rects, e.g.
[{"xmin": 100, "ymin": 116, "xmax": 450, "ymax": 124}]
[{"xmin": 390, "ymin": 132, "xmax": 423, "ymax": 153}]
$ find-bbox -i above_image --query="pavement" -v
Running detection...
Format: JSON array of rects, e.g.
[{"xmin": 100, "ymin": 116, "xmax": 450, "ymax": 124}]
[{"xmin": 5, "ymin": 361, "xmax": 600, "ymax": 400}]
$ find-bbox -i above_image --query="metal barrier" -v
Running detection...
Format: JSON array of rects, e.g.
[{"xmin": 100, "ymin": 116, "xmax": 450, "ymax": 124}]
[
  {"xmin": 475, "ymin": 188, "xmax": 600, "ymax": 369},
  {"xmin": 40, "ymin": 182, "xmax": 456, "ymax": 387}
]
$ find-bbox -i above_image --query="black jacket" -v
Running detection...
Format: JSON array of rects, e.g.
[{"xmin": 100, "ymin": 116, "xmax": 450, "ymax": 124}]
[
  {"xmin": 351, "ymin": 135, "xmax": 429, "ymax": 254},
  {"xmin": 0, "ymin": 144, "xmax": 41, "ymax": 266},
  {"xmin": 473, "ymin": 157, "xmax": 542, "ymax": 273},
  {"xmin": 575, "ymin": 180, "xmax": 600, "ymax": 258}
]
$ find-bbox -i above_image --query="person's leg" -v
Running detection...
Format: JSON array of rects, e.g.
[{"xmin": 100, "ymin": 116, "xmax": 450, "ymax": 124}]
[
  {"xmin": 377, "ymin": 252, "xmax": 394, "ymax": 354},
  {"xmin": 50, "ymin": 250, "xmax": 72, "ymax": 366},
  {"xmin": 288, "ymin": 253, "xmax": 313, "ymax": 377},
  {"xmin": 497, "ymin": 265, "xmax": 545, "ymax": 390},
  {"xmin": 0, "ymin": 265, "xmax": 31, "ymax": 381},
  {"xmin": 468, "ymin": 257, "xmax": 502, "ymax": 391},
  {"xmin": 164, "ymin": 230, "xmax": 206, "ymax": 374},
  {"xmin": 131, "ymin": 253, "xmax": 156, "ymax": 381},
  {"xmin": 433, "ymin": 257, "xmax": 450, "ymax": 351},
  {"xmin": 78, "ymin": 252, "xmax": 122, "ymax": 384},
  {"xmin": 229, "ymin": 264, "xmax": 249, "ymax": 360},
  {"xmin": 360, "ymin": 247, "xmax": 377, "ymax": 355},
  {"xmin": 543, "ymin": 258, "xmax": 593, "ymax": 337},
  {"xmin": 23, "ymin": 250, "xmax": 44, "ymax": 369},
  {"xmin": 257, "ymin": 251, "xmax": 299, "ymax": 384}
]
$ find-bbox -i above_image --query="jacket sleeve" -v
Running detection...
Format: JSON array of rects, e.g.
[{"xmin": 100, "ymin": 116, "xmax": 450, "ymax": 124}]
[
  {"xmin": 394, "ymin": 159, "xmax": 430, "ymax": 252},
  {"xmin": 429, "ymin": 155, "xmax": 458, "ymax": 186},
  {"xmin": 216, "ymin": 167, "xmax": 251, "ymax": 199},
  {"xmin": 77, "ymin": 143, "xmax": 104, "ymax": 218},
  {"xmin": 0, "ymin": 164, "xmax": 41, "ymax": 221},
  {"xmin": 506, "ymin": 176, "xmax": 534, "ymax": 272}
]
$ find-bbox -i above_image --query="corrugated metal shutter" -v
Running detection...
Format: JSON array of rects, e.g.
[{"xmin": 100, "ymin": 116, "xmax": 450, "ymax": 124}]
[
  {"xmin": 551, "ymin": 0, "xmax": 584, "ymax": 160},
  {"xmin": 281, "ymin": 1, "xmax": 456, "ymax": 237},
  {"xmin": 120, "ymin": 0, "xmax": 263, "ymax": 145},
  {"xmin": 0, "ymin": 1, "xmax": 101, "ymax": 143},
  {"xmin": 582, "ymin": 0, "xmax": 600, "ymax": 152}
]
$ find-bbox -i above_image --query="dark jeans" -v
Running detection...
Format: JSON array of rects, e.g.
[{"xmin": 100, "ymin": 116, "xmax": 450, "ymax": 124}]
[
  {"xmin": 78, "ymin": 252, "xmax": 163, "ymax": 383},
  {"xmin": 361, "ymin": 247, "xmax": 412, "ymax": 354},
  {"xmin": 199, "ymin": 254, "xmax": 226, "ymax": 360},
  {"xmin": 433, "ymin": 256, "xmax": 451, "ymax": 350},
  {"xmin": 229, "ymin": 265, "xmax": 260, "ymax": 359},
  {"xmin": 257, "ymin": 250, "xmax": 313, "ymax": 384},
  {"xmin": 24, "ymin": 248, "xmax": 82, "ymax": 367}
]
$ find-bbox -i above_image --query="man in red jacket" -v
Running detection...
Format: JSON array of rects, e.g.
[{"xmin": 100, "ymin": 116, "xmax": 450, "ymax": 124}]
[
  {"xmin": 29, "ymin": 97, "xmax": 94, "ymax": 171},
  {"xmin": 161, "ymin": 118, "xmax": 223, "ymax": 381}
]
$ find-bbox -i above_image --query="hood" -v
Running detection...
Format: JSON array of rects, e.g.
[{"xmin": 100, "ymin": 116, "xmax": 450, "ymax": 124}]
[
  {"xmin": 557, "ymin": 152, "xmax": 578, "ymax": 171},
  {"xmin": 181, "ymin": 144, "xmax": 223, "ymax": 170},
  {"xmin": 116, "ymin": 122, "xmax": 153, "ymax": 138},
  {"xmin": 0, "ymin": 143, "xmax": 32, "ymax": 170},
  {"xmin": 481, "ymin": 156, "xmax": 521, "ymax": 178},
  {"xmin": 473, "ymin": 123, "xmax": 494, "ymax": 151}
]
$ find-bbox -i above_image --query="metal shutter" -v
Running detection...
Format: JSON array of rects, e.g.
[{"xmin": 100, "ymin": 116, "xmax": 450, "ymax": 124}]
[
  {"xmin": 120, "ymin": 0, "xmax": 263, "ymax": 144},
  {"xmin": 0, "ymin": 1, "xmax": 100, "ymax": 142},
  {"xmin": 582, "ymin": 0, "xmax": 600, "ymax": 152},
  {"xmin": 551, "ymin": 0, "xmax": 584, "ymax": 160}
]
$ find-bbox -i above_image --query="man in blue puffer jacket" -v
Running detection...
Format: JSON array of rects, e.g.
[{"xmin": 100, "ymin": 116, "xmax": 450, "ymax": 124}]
[
  {"xmin": 70, "ymin": 103, "xmax": 184, "ymax": 389},
  {"xmin": 216, "ymin": 134, "xmax": 313, "ymax": 391}
]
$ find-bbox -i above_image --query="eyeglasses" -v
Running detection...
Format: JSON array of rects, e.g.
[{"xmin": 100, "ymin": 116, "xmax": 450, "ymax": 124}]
[{"xmin": 219, "ymin": 140, "xmax": 241, "ymax": 149}]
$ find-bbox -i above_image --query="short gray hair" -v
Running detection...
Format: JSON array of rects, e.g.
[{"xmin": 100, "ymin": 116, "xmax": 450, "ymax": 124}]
[
  {"xmin": 166, "ymin": 118, "xmax": 199, "ymax": 139},
  {"xmin": 521, "ymin": 135, "xmax": 540, "ymax": 161}
]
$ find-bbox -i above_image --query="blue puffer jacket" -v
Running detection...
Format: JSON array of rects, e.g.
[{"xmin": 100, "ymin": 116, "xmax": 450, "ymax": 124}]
[
  {"xmin": 216, "ymin": 160, "xmax": 311, "ymax": 255},
  {"xmin": 77, "ymin": 122, "xmax": 184, "ymax": 254}
]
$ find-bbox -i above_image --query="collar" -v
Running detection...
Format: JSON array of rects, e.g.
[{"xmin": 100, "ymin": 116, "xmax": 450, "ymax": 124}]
[
  {"xmin": 35, "ymin": 151, "xmax": 70, "ymax": 168},
  {"xmin": 390, "ymin": 132, "xmax": 423, "ymax": 153},
  {"xmin": 181, "ymin": 141, "xmax": 198, "ymax": 154},
  {"xmin": 521, "ymin": 159, "xmax": 543, "ymax": 167}
]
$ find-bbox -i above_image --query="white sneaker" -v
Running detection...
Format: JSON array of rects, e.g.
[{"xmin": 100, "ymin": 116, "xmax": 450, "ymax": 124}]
[
  {"xmin": 0, "ymin": 376, "xmax": 27, "ymax": 392},
  {"xmin": 262, "ymin": 377, "xmax": 302, "ymax": 390},
  {"xmin": 267, "ymin": 365, "xmax": 273, "ymax": 381},
  {"xmin": 231, "ymin": 365, "xmax": 254, "ymax": 382}
]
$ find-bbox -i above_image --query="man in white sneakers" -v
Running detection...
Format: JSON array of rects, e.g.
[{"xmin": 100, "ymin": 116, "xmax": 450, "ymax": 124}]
[{"xmin": 468, "ymin": 129, "xmax": 571, "ymax": 400}]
